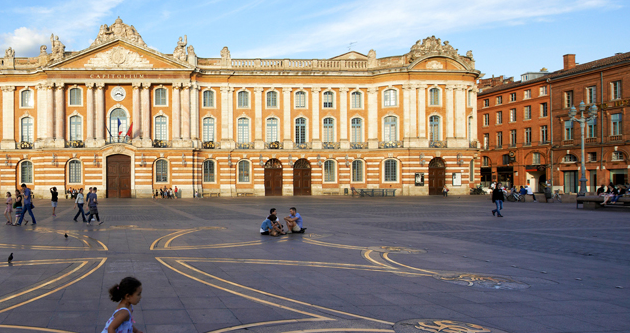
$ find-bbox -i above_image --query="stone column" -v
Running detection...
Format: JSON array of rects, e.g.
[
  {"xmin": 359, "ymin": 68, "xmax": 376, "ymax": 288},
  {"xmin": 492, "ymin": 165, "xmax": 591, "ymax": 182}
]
[
  {"xmin": 1, "ymin": 86, "xmax": 16, "ymax": 149},
  {"xmin": 46, "ymin": 84, "xmax": 54, "ymax": 145},
  {"xmin": 141, "ymin": 83, "xmax": 152, "ymax": 147},
  {"xmin": 131, "ymin": 82, "xmax": 142, "ymax": 146},
  {"xmin": 36, "ymin": 84, "xmax": 47, "ymax": 146},
  {"xmin": 455, "ymin": 85, "xmax": 466, "ymax": 140},
  {"xmin": 227, "ymin": 87, "xmax": 234, "ymax": 144},
  {"xmin": 86, "ymin": 83, "xmax": 95, "ymax": 146},
  {"xmin": 220, "ymin": 86, "xmax": 229, "ymax": 145},
  {"xmin": 172, "ymin": 83, "xmax": 181, "ymax": 141},
  {"xmin": 253, "ymin": 87, "xmax": 264, "ymax": 149},
  {"xmin": 181, "ymin": 83, "xmax": 191, "ymax": 143},
  {"xmin": 311, "ymin": 87, "xmax": 321, "ymax": 149},
  {"xmin": 367, "ymin": 87, "xmax": 379, "ymax": 149},
  {"xmin": 190, "ymin": 83, "xmax": 200, "ymax": 143},
  {"xmin": 282, "ymin": 87, "xmax": 293, "ymax": 149},
  {"xmin": 54, "ymin": 83, "xmax": 65, "ymax": 147},
  {"xmin": 471, "ymin": 87, "xmax": 478, "ymax": 144},
  {"xmin": 339, "ymin": 87, "xmax": 349, "ymax": 149},
  {"xmin": 445, "ymin": 85, "xmax": 454, "ymax": 143},
  {"xmin": 95, "ymin": 83, "xmax": 105, "ymax": 144},
  {"xmin": 417, "ymin": 84, "xmax": 427, "ymax": 146},
  {"xmin": 409, "ymin": 84, "xmax": 418, "ymax": 146},
  {"xmin": 402, "ymin": 84, "xmax": 411, "ymax": 141}
]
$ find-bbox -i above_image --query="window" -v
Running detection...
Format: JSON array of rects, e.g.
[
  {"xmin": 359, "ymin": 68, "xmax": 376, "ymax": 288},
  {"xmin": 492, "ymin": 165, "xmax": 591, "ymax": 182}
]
[
  {"xmin": 69, "ymin": 115, "xmax": 82, "ymax": 141},
  {"xmin": 21, "ymin": 161, "xmax": 33, "ymax": 183},
  {"xmin": 202, "ymin": 90, "xmax": 214, "ymax": 107},
  {"xmin": 540, "ymin": 125, "xmax": 548, "ymax": 143},
  {"xmin": 482, "ymin": 156, "xmax": 489, "ymax": 167},
  {"xmin": 540, "ymin": 86, "xmax": 548, "ymax": 96},
  {"xmin": 351, "ymin": 118, "xmax": 362, "ymax": 142},
  {"xmin": 237, "ymin": 118, "xmax": 249, "ymax": 143},
  {"xmin": 323, "ymin": 118, "xmax": 335, "ymax": 142},
  {"xmin": 266, "ymin": 91, "xmax": 278, "ymax": 108},
  {"xmin": 295, "ymin": 117, "xmax": 306, "ymax": 144},
  {"xmin": 540, "ymin": 102, "xmax": 548, "ymax": 117},
  {"xmin": 468, "ymin": 117, "xmax": 473, "ymax": 142},
  {"xmin": 532, "ymin": 152, "xmax": 540, "ymax": 165},
  {"xmin": 429, "ymin": 88, "xmax": 440, "ymax": 105},
  {"xmin": 586, "ymin": 86, "xmax": 597, "ymax": 104},
  {"xmin": 563, "ymin": 154, "xmax": 578, "ymax": 163},
  {"xmin": 110, "ymin": 108, "xmax": 128, "ymax": 139},
  {"xmin": 497, "ymin": 132, "xmax": 503, "ymax": 147},
  {"xmin": 69, "ymin": 88, "xmax": 82, "ymax": 106},
  {"xmin": 69, "ymin": 160, "xmax": 81, "ymax": 183},
  {"xmin": 324, "ymin": 160, "xmax": 336, "ymax": 182},
  {"xmin": 154, "ymin": 115, "xmax": 167, "ymax": 140},
  {"xmin": 612, "ymin": 151, "xmax": 624, "ymax": 161},
  {"xmin": 524, "ymin": 89, "xmax": 531, "ymax": 99},
  {"xmin": 524, "ymin": 128, "xmax": 531, "ymax": 145},
  {"xmin": 564, "ymin": 91, "xmax": 573, "ymax": 108},
  {"xmin": 203, "ymin": 160, "xmax": 215, "ymax": 182},
  {"xmin": 202, "ymin": 118, "xmax": 215, "ymax": 142},
  {"xmin": 383, "ymin": 89, "xmax": 397, "ymax": 107},
  {"xmin": 238, "ymin": 91, "xmax": 249, "ymax": 108},
  {"xmin": 509, "ymin": 93, "xmax": 516, "ymax": 102},
  {"xmin": 483, "ymin": 133, "xmax": 489, "ymax": 149},
  {"xmin": 20, "ymin": 89, "xmax": 33, "ymax": 108},
  {"xmin": 20, "ymin": 117, "xmax": 33, "ymax": 143},
  {"xmin": 155, "ymin": 160, "xmax": 168, "ymax": 182},
  {"xmin": 468, "ymin": 90, "xmax": 473, "ymax": 106},
  {"xmin": 352, "ymin": 160, "xmax": 363, "ymax": 182},
  {"xmin": 351, "ymin": 91, "xmax": 362, "ymax": 108},
  {"xmin": 510, "ymin": 129, "xmax": 517, "ymax": 146},
  {"xmin": 154, "ymin": 88, "xmax": 167, "ymax": 106},
  {"xmin": 384, "ymin": 159, "xmax": 398, "ymax": 182},
  {"xmin": 611, "ymin": 114, "xmax": 622, "ymax": 135},
  {"xmin": 266, "ymin": 118, "xmax": 278, "ymax": 142},
  {"xmin": 429, "ymin": 116, "xmax": 440, "ymax": 142},
  {"xmin": 496, "ymin": 96, "xmax": 503, "ymax": 105},
  {"xmin": 295, "ymin": 91, "xmax": 306, "ymax": 108},
  {"xmin": 238, "ymin": 160, "xmax": 250, "ymax": 182},
  {"xmin": 612, "ymin": 81, "xmax": 622, "ymax": 100},
  {"xmin": 502, "ymin": 154, "xmax": 510, "ymax": 165},
  {"xmin": 323, "ymin": 91, "xmax": 334, "ymax": 108},
  {"xmin": 483, "ymin": 114, "xmax": 489, "ymax": 126},
  {"xmin": 510, "ymin": 109, "xmax": 516, "ymax": 122},
  {"xmin": 588, "ymin": 152, "xmax": 597, "ymax": 162},
  {"xmin": 587, "ymin": 118, "xmax": 596, "ymax": 138},
  {"xmin": 564, "ymin": 121, "xmax": 573, "ymax": 140},
  {"xmin": 496, "ymin": 111, "xmax": 503, "ymax": 124},
  {"xmin": 524, "ymin": 106, "xmax": 531, "ymax": 120},
  {"xmin": 384, "ymin": 116, "xmax": 397, "ymax": 141},
  {"xmin": 483, "ymin": 99, "xmax": 489, "ymax": 107}
]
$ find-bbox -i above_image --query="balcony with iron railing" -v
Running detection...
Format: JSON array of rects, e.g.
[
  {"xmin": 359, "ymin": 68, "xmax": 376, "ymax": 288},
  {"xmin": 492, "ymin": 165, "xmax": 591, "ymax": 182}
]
[
  {"xmin": 350, "ymin": 142, "xmax": 368, "ymax": 149},
  {"xmin": 429, "ymin": 140, "xmax": 447, "ymax": 148},
  {"xmin": 202, "ymin": 141, "xmax": 220, "ymax": 149},
  {"xmin": 19, "ymin": 141, "xmax": 33, "ymax": 149},
  {"xmin": 379, "ymin": 140, "xmax": 403, "ymax": 148},
  {"xmin": 107, "ymin": 136, "xmax": 132, "ymax": 145},
  {"xmin": 322, "ymin": 142, "xmax": 340, "ymax": 149},
  {"xmin": 66, "ymin": 140, "xmax": 84, "ymax": 148},
  {"xmin": 469, "ymin": 141, "xmax": 478, "ymax": 148},
  {"xmin": 236, "ymin": 142, "xmax": 254, "ymax": 149},
  {"xmin": 152, "ymin": 139, "xmax": 172, "ymax": 148},
  {"xmin": 294, "ymin": 142, "xmax": 312, "ymax": 149},
  {"xmin": 265, "ymin": 141, "xmax": 282, "ymax": 149}
]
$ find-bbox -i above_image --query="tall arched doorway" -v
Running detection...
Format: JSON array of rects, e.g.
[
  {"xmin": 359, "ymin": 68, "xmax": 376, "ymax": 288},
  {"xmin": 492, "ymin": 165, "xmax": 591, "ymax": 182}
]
[
  {"xmin": 264, "ymin": 159, "xmax": 283, "ymax": 196},
  {"xmin": 293, "ymin": 159, "xmax": 311, "ymax": 196},
  {"xmin": 428, "ymin": 157, "xmax": 446, "ymax": 195},
  {"xmin": 106, "ymin": 154, "xmax": 131, "ymax": 198}
]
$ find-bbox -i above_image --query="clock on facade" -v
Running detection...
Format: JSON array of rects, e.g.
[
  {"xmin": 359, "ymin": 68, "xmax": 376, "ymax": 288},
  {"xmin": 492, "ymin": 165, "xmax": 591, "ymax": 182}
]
[{"xmin": 111, "ymin": 86, "xmax": 126, "ymax": 101}]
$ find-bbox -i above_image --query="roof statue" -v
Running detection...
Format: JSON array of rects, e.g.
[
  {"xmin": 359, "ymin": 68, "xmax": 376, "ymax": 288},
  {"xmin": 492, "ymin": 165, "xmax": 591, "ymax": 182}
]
[
  {"xmin": 407, "ymin": 36, "xmax": 475, "ymax": 69},
  {"xmin": 91, "ymin": 17, "xmax": 147, "ymax": 47},
  {"xmin": 173, "ymin": 35, "xmax": 187, "ymax": 61},
  {"xmin": 50, "ymin": 34, "xmax": 65, "ymax": 61},
  {"xmin": 5, "ymin": 47, "xmax": 15, "ymax": 58}
]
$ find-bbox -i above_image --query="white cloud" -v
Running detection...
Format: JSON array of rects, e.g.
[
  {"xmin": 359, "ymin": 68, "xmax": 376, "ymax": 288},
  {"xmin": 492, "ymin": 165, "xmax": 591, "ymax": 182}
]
[{"xmin": 0, "ymin": 27, "xmax": 49, "ymax": 57}]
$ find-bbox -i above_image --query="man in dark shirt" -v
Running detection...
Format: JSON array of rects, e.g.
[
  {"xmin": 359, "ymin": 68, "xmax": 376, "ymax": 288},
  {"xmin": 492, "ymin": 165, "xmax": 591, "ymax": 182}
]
[
  {"xmin": 491, "ymin": 183, "xmax": 504, "ymax": 217},
  {"xmin": 17, "ymin": 183, "xmax": 36, "ymax": 225}
]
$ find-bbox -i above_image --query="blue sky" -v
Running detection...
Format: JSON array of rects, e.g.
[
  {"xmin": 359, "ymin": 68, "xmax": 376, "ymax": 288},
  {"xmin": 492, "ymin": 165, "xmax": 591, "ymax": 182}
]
[{"xmin": 0, "ymin": 0, "xmax": 627, "ymax": 79}]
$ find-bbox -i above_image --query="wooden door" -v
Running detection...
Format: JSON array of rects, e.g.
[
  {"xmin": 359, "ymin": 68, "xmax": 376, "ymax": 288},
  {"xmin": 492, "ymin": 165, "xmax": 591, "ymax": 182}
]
[
  {"xmin": 264, "ymin": 159, "xmax": 283, "ymax": 196},
  {"xmin": 428, "ymin": 158, "xmax": 446, "ymax": 195},
  {"xmin": 106, "ymin": 155, "xmax": 131, "ymax": 198},
  {"xmin": 293, "ymin": 159, "xmax": 311, "ymax": 196}
]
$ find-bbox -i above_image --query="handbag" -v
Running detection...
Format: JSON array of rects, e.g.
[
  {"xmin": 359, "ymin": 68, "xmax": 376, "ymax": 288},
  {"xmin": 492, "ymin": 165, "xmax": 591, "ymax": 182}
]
[{"xmin": 30, "ymin": 203, "xmax": 35, "ymax": 209}]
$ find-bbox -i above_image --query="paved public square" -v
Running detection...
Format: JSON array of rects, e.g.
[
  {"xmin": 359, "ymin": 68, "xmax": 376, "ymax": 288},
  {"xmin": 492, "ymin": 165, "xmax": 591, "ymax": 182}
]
[{"xmin": 0, "ymin": 195, "xmax": 629, "ymax": 333}]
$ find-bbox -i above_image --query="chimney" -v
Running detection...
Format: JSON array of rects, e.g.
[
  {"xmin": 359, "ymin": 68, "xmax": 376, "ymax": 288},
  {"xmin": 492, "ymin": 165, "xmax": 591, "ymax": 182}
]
[{"xmin": 563, "ymin": 54, "xmax": 576, "ymax": 70}]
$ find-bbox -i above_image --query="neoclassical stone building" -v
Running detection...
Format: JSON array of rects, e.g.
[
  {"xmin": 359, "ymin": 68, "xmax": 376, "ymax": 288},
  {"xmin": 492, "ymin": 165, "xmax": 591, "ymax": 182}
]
[{"xmin": 0, "ymin": 19, "xmax": 480, "ymax": 198}]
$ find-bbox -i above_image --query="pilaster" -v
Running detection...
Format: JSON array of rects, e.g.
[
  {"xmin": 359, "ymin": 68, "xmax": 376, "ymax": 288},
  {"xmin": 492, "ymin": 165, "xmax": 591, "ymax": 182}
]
[
  {"xmin": 190, "ymin": 83, "xmax": 200, "ymax": 145},
  {"xmin": 95, "ymin": 83, "xmax": 105, "ymax": 144},
  {"xmin": 311, "ymin": 87, "xmax": 321, "ymax": 149},
  {"xmin": 445, "ymin": 85, "xmax": 455, "ymax": 146},
  {"xmin": 181, "ymin": 83, "xmax": 191, "ymax": 145},
  {"xmin": 131, "ymin": 82, "xmax": 142, "ymax": 146},
  {"xmin": 1, "ymin": 86, "xmax": 16, "ymax": 149},
  {"xmin": 141, "ymin": 83, "xmax": 152, "ymax": 147},
  {"xmin": 46, "ymin": 84, "xmax": 54, "ymax": 145},
  {"xmin": 172, "ymin": 83, "xmax": 181, "ymax": 141},
  {"xmin": 339, "ymin": 87, "xmax": 349, "ymax": 149},
  {"xmin": 367, "ymin": 87, "xmax": 379, "ymax": 149},
  {"xmin": 417, "ymin": 84, "xmax": 428, "ymax": 147},
  {"xmin": 254, "ymin": 87, "xmax": 264, "ymax": 149},
  {"xmin": 282, "ymin": 87, "xmax": 292, "ymax": 149},
  {"xmin": 85, "ymin": 83, "xmax": 95, "ymax": 147},
  {"xmin": 408, "ymin": 83, "xmax": 419, "ymax": 147},
  {"xmin": 54, "ymin": 83, "xmax": 65, "ymax": 148},
  {"xmin": 35, "ymin": 84, "xmax": 47, "ymax": 148}
]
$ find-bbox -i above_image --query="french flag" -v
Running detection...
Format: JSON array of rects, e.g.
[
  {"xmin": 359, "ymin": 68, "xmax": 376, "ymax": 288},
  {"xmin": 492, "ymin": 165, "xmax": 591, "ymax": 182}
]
[{"xmin": 117, "ymin": 118, "xmax": 122, "ymax": 136}]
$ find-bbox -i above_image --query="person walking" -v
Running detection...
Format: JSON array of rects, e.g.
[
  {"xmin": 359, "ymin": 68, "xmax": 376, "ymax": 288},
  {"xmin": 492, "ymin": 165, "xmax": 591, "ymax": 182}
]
[
  {"xmin": 50, "ymin": 187, "xmax": 59, "ymax": 217},
  {"xmin": 174, "ymin": 186, "xmax": 179, "ymax": 199},
  {"xmin": 491, "ymin": 182, "xmax": 504, "ymax": 217},
  {"xmin": 17, "ymin": 183, "xmax": 36, "ymax": 225},
  {"xmin": 4, "ymin": 192, "xmax": 12, "ymax": 225},
  {"xmin": 525, "ymin": 185, "xmax": 537, "ymax": 202},
  {"xmin": 86, "ymin": 187, "xmax": 103, "ymax": 225},
  {"xmin": 13, "ymin": 190, "xmax": 25, "ymax": 226},
  {"xmin": 73, "ymin": 188, "xmax": 88, "ymax": 223}
]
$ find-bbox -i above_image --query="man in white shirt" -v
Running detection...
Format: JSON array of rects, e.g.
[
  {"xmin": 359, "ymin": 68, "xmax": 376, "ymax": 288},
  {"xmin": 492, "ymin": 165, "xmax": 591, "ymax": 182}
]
[{"xmin": 525, "ymin": 185, "xmax": 537, "ymax": 202}]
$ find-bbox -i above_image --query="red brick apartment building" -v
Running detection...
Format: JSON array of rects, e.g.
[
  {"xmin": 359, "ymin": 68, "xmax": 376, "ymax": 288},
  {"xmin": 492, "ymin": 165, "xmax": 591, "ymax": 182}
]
[{"xmin": 477, "ymin": 52, "xmax": 630, "ymax": 193}]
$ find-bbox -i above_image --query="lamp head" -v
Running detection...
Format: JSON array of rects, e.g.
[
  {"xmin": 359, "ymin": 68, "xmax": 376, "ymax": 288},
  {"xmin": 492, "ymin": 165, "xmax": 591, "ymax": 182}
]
[
  {"xmin": 578, "ymin": 101, "xmax": 586, "ymax": 112},
  {"xmin": 588, "ymin": 104, "xmax": 598, "ymax": 118},
  {"xmin": 568, "ymin": 106, "xmax": 577, "ymax": 118}
]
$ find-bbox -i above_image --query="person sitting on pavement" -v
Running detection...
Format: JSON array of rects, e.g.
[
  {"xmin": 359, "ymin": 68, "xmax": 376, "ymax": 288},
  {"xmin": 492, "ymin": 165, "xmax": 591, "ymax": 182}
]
[
  {"xmin": 519, "ymin": 186, "xmax": 526, "ymax": 196},
  {"xmin": 260, "ymin": 214, "xmax": 284, "ymax": 236},
  {"xmin": 596, "ymin": 184, "xmax": 606, "ymax": 196},
  {"xmin": 525, "ymin": 185, "xmax": 537, "ymax": 202},
  {"xmin": 284, "ymin": 207, "xmax": 306, "ymax": 234}
]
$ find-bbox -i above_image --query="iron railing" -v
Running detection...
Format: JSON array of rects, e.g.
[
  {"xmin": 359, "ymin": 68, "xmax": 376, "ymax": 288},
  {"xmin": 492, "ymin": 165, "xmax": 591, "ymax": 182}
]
[
  {"xmin": 202, "ymin": 141, "xmax": 219, "ymax": 149},
  {"xmin": 265, "ymin": 141, "xmax": 282, "ymax": 149},
  {"xmin": 429, "ymin": 140, "xmax": 447, "ymax": 148},
  {"xmin": 19, "ymin": 141, "xmax": 33, "ymax": 149},
  {"xmin": 322, "ymin": 142, "xmax": 340, "ymax": 149},
  {"xmin": 66, "ymin": 140, "xmax": 84, "ymax": 148},
  {"xmin": 236, "ymin": 142, "xmax": 254, "ymax": 149},
  {"xmin": 378, "ymin": 140, "xmax": 403, "ymax": 148},
  {"xmin": 294, "ymin": 142, "xmax": 312, "ymax": 149},
  {"xmin": 152, "ymin": 139, "xmax": 171, "ymax": 148},
  {"xmin": 350, "ymin": 142, "xmax": 368, "ymax": 149}
]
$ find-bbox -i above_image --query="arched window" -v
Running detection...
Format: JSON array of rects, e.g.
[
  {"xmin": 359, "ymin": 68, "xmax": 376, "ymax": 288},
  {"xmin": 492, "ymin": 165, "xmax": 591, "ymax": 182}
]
[
  {"xmin": 429, "ymin": 88, "xmax": 440, "ymax": 105},
  {"xmin": 203, "ymin": 160, "xmax": 215, "ymax": 182},
  {"xmin": 266, "ymin": 118, "xmax": 278, "ymax": 142},
  {"xmin": 563, "ymin": 154, "xmax": 578, "ymax": 163},
  {"xmin": 384, "ymin": 116, "xmax": 397, "ymax": 141},
  {"xmin": 351, "ymin": 91, "xmax": 362, "ymax": 109},
  {"xmin": 429, "ymin": 116, "xmax": 441, "ymax": 142},
  {"xmin": 323, "ymin": 118, "xmax": 334, "ymax": 142},
  {"xmin": 21, "ymin": 117, "xmax": 33, "ymax": 143},
  {"xmin": 69, "ymin": 160, "xmax": 81, "ymax": 183},
  {"xmin": 69, "ymin": 115, "xmax": 82, "ymax": 141},
  {"xmin": 21, "ymin": 161, "xmax": 33, "ymax": 183},
  {"xmin": 266, "ymin": 91, "xmax": 278, "ymax": 107},
  {"xmin": 323, "ymin": 91, "xmax": 333, "ymax": 108},
  {"xmin": 238, "ymin": 160, "xmax": 250, "ymax": 182},
  {"xmin": 238, "ymin": 91, "xmax": 249, "ymax": 108},
  {"xmin": 295, "ymin": 117, "xmax": 306, "ymax": 144},
  {"xmin": 384, "ymin": 89, "xmax": 397, "ymax": 107},
  {"xmin": 469, "ymin": 160, "xmax": 474, "ymax": 183},
  {"xmin": 351, "ymin": 118, "xmax": 362, "ymax": 142},
  {"xmin": 154, "ymin": 88, "xmax": 167, "ymax": 106},
  {"xmin": 384, "ymin": 159, "xmax": 398, "ymax": 182},
  {"xmin": 202, "ymin": 118, "xmax": 215, "ymax": 142},
  {"xmin": 295, "ymin": 91, "xmax": 306, "ymax": 108},
  {"xmin": 202, "ymin": 90, "xmax": 214, "ymax": 107},
  {"xmin": 352, "ymin": 160, "xmax": 363, "ymax": 182},
  {"xmin": 69, "ymin": 88, "xmax": 82, "ymax": 106},
  {"xmin": 21, "ymin": 89, "xmax": 33, "ymax": 108},
  {"xmin": 237, "ymin": 118, "xmax": 249, "ymax": 143},
  {"xmin": 155, "ymin": 160, "xmax": 168, "ymax": 182},
  {"xmin": 155, "ymin": 115, "xmax": 167, "ymax": 140},
  {"xmin": 324, "ymin": 160, "xmax": 336, "ymax": 182},
  {"xmin": 109, "ymin": 108, "xmax": 128, "ymax": 141}
]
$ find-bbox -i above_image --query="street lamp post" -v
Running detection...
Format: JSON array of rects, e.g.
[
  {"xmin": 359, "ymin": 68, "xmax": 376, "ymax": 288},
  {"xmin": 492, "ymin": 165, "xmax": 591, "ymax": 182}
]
[{"xmin": 569, "ymin": 101, "xmax": 598, "ymax": 195}]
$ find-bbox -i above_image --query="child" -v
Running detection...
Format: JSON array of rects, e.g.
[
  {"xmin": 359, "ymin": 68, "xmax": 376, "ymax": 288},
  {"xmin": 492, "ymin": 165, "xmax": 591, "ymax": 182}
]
[
  {"xmin": 13, "ymin": 190, "xmax": 26, "ymax": 226},
  {"xmin": 102, "ymin": 276, "xmax": 143, "ymax": 333},
  {"xmin": 4, "ymin": 192, "xmax": 12, "ymax": 225},
  {"xmin": 442, "ymin": 186, "xmax": 449, "ymax": 197}
]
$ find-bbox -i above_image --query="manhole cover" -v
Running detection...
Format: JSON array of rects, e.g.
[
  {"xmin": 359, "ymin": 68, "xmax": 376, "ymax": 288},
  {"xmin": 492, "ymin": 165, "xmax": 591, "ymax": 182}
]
[{"xmin": 395, "ymin": 319, "xmax": 509, "ymax": 333}]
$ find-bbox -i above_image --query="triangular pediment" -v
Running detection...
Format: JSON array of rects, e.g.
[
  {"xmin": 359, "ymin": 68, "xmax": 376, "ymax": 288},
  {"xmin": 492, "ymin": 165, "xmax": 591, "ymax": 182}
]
[
  {"xmin": 48, "ymin": 39, "xmax": 194, "ymax": 70},
  {"xmin": 330, "ymin": 51, "xmax": 367, "ymax": 60}
]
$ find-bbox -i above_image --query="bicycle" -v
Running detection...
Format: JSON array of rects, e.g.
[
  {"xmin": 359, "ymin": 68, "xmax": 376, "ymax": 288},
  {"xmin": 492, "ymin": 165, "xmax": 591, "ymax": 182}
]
[
  {"xmin": 506, "ymin": 192, "xmax": 525, "ymax": 202},
  {"xmin": 470, "ymin": 185, "xmax": 485, "ymax": 195},
  {"xmin": 551, "ymin": 190, "xmax": 562, "ymax": 203}
]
